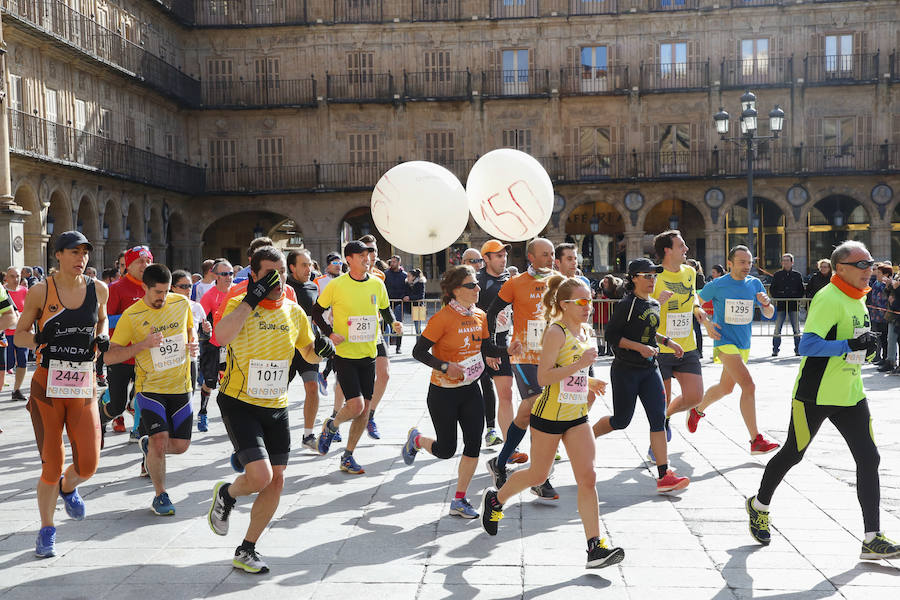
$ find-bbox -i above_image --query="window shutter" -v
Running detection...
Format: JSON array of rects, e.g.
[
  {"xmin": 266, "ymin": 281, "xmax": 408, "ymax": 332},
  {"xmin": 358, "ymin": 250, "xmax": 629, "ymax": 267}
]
[
  {"xmin": 567, "ymin": 46, "xmax": 579, "ymax": 70},
  {"xmin": 806, "ymin": 117, "xmax": 824, "ymax": 147},
  {"xmin": 528, "ymin": 48, "xmax": 535, "ymax": 72},
  {"xmin": 810, "ymin": 33, "xmax": 823, "ymax": 56},
  {"xmin": 853, "ymin": 32, "xmax": 867, "ymax": 56},
  {"xmin": 563, "ymin": 127, "xmax": 576, "ymax": 158},
  {"xmin": 692, "ymin": 122, "xmax": 706, "ymax": 154},
  {"xmin": 892, "ymin": 114, "xmax": 900, "ymax": 145},
  {"xmin": 488, "ymin": 49, "xmax": 500, "ymax": 72},
  {"xmin": 857, "ymin": 115, "xmax": 873, "ymax": 147},
  {"xmin": 688, "ymin": 40, "xmax": 700, "ymax": 64}
]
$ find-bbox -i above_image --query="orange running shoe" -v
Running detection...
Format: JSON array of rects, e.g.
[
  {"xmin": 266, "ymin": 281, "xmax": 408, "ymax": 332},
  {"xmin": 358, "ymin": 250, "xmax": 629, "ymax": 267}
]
[{"xmin": 112, "ymin": 416, "xmax": 126, "ymax": 433}]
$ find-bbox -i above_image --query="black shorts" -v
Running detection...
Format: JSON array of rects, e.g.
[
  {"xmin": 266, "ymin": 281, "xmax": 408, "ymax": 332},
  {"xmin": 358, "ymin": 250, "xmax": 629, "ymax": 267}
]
[
  {"xmin": 530, "ymin": 414, "xmax": 588, "ymax": 435},
  {"xmin": 334, "ymin": 356, "xmax": 376, "ymax": 401},
  {"xmin": 512, "ymin": 363, "xmax": 543, "ymax": 400},
  {"xmin": 289, "ymin": 350, "xmax": 319, "ymax": 384},
  {"xmin": 657, "ymin": 349, "xmax": 703, "ymax": 380},
  {"xmin": 136, "ymin": 392, "xmax": 193, "ymax": 440},
  {"xmin": 485, "ymin": 349, "xmax": 512, "ymax": 378},
  {"xmin": 376, "ymin": 341, "xmax": 388, "ymax": 358},
  {"xmin": 199, "ymin": 340, "xmax": 223, "ymax": 388},
  {"xmin": 217, "ymin": 391, "xmax": 290, "ymax": 467}
]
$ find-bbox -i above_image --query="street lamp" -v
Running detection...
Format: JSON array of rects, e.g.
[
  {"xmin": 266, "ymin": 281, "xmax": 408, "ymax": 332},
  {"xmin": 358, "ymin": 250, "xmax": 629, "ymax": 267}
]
[{"xmin": 712, "ymin": 92, "xmax": 786, "ymax": 264}]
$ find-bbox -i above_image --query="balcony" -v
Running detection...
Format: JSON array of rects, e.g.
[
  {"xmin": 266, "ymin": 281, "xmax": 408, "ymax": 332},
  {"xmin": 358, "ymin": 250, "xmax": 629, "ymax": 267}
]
[
  {"xmin": 480, "ymin": 69, "xmax": 551, "ymax": 98},
  {"xmin": 489, "ymin": 0, "xmax": 539, "ymax": 19},
  {"xmin": 326, "ymin": 73, "xmax": 396, "ymax": 102},
  {"xmin": 640, "ymin": 61, "xmax": 709, "ymax": 92},
  {"xmin": 804, "ymin": 53, "xmax": 879, "ymax": 85},
  {"xmin": 1, "ymin": 0, "xmax": 201, "ymax": 107},
  {"xmin": 194, "ymin": 0, "xmax": 307, "ymax": 25},
  {"xmin": 151, "ymin": 0, "xmax": 195, "ymax": 23},
  {"xmin": 202, "ymin": 78, "xmax": 318, "ymax": 108},
  {"xmin": 569, "ymin": 0, "xmax": 617, "ymax": 15},
  {"xmin": 730, "ymin": 0, "xmax": 780, "ymax": 6},
  {"xmin": 403, "ymin": 71, "xmax": 471, "ymax": 101},
  {"xmin": 333, "ymin": 0, "xmax": 382, "ymax": 23},
  {"xmin": 720, "ymin": 57, "xmax": 792, "ymax": 89},
  {"xmin": 411, "ymin": 0, "xmax": 460, "ymax": 21},
  {"xmin": 648, "ymin": 0, "xmax": 698, "ymax": 11},
  {"xmin": 559, "ymin": 66, "xmax": 629, "ymax": 95},
  {"xmin": 8, "ymin": 110, "xmax": 203, "ymax": 195}
]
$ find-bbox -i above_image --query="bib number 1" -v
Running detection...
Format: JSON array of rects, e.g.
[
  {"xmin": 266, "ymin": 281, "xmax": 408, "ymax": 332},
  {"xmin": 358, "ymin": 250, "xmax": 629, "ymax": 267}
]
[
  {"xmin": 665, "ymin": 312, "xmax": 692, "ymax": 339},
  {"xmin": 150, "ymin": 334, "xmax": 186, "ymax": 371},
  {"xmin": 526, "ymin": 319, "xmax": 546, "ymax": 352}
]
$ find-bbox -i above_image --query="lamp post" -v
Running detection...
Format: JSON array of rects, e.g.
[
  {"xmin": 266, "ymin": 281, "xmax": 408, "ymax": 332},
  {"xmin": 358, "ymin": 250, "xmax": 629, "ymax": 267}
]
[{"xmin": 713, "ymin": 91, "xmax": 786, "ymax": 264}]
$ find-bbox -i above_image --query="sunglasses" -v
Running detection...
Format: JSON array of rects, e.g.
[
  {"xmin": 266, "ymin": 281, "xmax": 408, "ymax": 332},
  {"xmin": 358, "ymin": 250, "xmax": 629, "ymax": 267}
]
[
  {"xmin": 633, "ymin": 273, "xmax": 657, "ymax": 280},
  {"xmin": 562, "ymin": 298, "xmax": 591, "ymax": 307},
  {"xmin": 465, "ymin": 258, "xmax": 485, "ymax": 265},
  {"xmin": 172, "ymin": 283, "xmax": 192, "ymax": 290},
  {"xmin": 215, "ymin": 271, "xmax": 234, "ymax": 277},
  {"xmin": 459, "ymin": 282, "xmax": 479, "ymax": 290},
  {"xmin": 330, "ymin": 260, "xmax": 343, "ymax": 265},
  {"xmin": 839, "ymin": 259, "xmax": 876, "ymax": 269}
]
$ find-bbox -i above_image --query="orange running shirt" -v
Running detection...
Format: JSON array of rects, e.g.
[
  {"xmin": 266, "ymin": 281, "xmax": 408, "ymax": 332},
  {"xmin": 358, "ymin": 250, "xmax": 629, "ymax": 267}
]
[
  {"xmin": 371, "ymin": 268, "xmax": 386, "ymax": 281},
  {"xmin": 497, "ymin": 271, "xmax": 555, "ymax": 365},
  {"xmin": 422, "ymin": 305, "xmax": 489, "ymax": 388}
]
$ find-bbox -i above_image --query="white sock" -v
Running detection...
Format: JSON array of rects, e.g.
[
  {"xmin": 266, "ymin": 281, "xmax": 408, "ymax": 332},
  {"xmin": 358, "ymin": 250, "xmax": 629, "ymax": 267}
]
[
  {"xmin": 752, "ymin": 497, "xmax": 769, "ymax": 512},
  {"xmin": 304, "ymin": 428, "xmax": 312, "ymax": 436},
  {"xmin": 864, "ymin": 531, "xmax": 878, "ymax": 543}
]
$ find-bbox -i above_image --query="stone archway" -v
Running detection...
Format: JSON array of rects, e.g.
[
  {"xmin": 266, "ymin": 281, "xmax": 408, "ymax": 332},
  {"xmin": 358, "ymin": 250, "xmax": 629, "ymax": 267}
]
[
  {"xmin": 724, "ymin": 196, "xmax": 786, "ymax": 272},
  {"xmin": 47, "ymin": 189, "xmax": 72, "ymax": 268},
  {"xmin": 807, "ymin": 195, "xmax": 870, "ymax": 272},
  {"xmin": 76, "ymin": 195, "xmax": 100, "ymax": 267},
  {"xmin": 14, "ymin": 182, "xmax": 44, "ymax": 266},
  {"xmin": 564, "ymin": 200, "xmax": 627, "ymax": 274},
  {"xmin": 202, "ymin": 209, "xmax": 297, "ymax": 266},
  {"xmin": 641, "ymin": 198, "xmax": 707, "ymax": 262}
]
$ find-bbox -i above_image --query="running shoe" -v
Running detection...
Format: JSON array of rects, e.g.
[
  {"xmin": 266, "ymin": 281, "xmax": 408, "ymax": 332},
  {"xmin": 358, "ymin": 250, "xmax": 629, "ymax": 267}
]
[
  {"xmin": 664, "ymin": 417, "xmax": 672, "ymax": 442},
  {"xmin": 113, "ymin": 415, "xmax": 126, "ymax": 433},
  {"xmin": 484, "ymin": 428, "xmax": 503, "ymax": 447},
  {"xmin": 139, "ymin": 462, "xmax": 149, "ymax": 478},
  {"xmin": 208, "ymin": 482, "xmax": 234, "ymax": 536},
  {"xmin": 317, "ymin": 372, "xmax": 328, "ymax": 396},
  {"xmin": 860, "ymin": 533, "xmax": 900, "ymax": 560},
  {"xmin": 301, "ymin": 434, "xmax": 317, "ymax": 452},
  {"xmin": 656, "ymin": 469, "xmax": 690, "ymax": 493},
  {"xmin": 340, "ymin": 454, "xmax": 365, "ymax": 474},
  {"xmin": 11, "ymin": 389, "xmax": 26, "ymax": 401},
  {"xmin": 401, "ymin": 428, "xmax": 419, "ymax": 465},
  {"xmin": 35, "ymin": 525, "xmax": 56, "ymax": 558},
  {"xmin": 479, "ymin": 488, "xmax": 504, "ymax": 536},
  {"xmin": 530, "ymin": 480, "xmax": 559, "ymax": 503},
  {"xmin": 686, "ymin": 408, "xmax": 705, "ymax": 433},
  {"xmin": 366, "ymin": 418, "xmax": 381, "ymax": 440},
  {"xmin": 151, "ymin": 492, "xmax": 176, "ymax": 516},
  {"xmin": 507, "ymin": 449, "xmax": 529, "ymax": 464},
  {"xmin": 750, "ymin": 434, "xmax": 780, "ymax": 455},
  {"xmin": 333, "ymin": 429, "xmax": 342, "ymax": 443},
  {"xmin": 139, "ymin": 435, "xmax": 150, "ymax": 477},
  {"xmin": 485, "ymin": 457, "xmax": 507, "ymax": 489},
  {"xmin": 746, "ymin": 496, "xmax": 771, "ymax": 545},
  {"xmin": 230, "ymin": 452, "xmax": 244, "ymax": 473},
  {"xmin": 586, "ymin": 538, "xmax": 625, "ymax": 569},
  {"xmin": 128, "ymin": 429, "xmax": 140, "ymax": 443},
  {"xmin": 646, "ymin": 446, "xmax": 656, "ymax": 465},
  {"xmin": 97, "ymin": 374, "xmax": 107, "ymax": 387},
  {"xmin": 449, "ymin": 497, "xmax": 479, "ymax": 519},
  {"xmin": 233, "ymin": 547, "xmax": 269, "ymax": 574},
  {"xmin": 58, "ymin": 477, "xmax": 85, "ymax": 521},
  {"xmin": 198, "ymin": 414, "xmax": 208, "ymax": 432},
  {"xmin": 317, "ymin": 418, "xmax": 338, "ymax": 455}
]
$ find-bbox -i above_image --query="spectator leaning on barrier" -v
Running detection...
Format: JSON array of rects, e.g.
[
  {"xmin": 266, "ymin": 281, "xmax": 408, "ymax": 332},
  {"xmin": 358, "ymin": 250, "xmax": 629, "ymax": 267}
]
[
  {"xmin": 384, "ymin": 255, "xmax": 409, "ymax": 352},
  {"xmin": 869, "ymin": 264, "xmax": 892, "ymax": 365},
  {"xmin": 770, "ymin": 253, "xmax": 806, "ymax": 357}
]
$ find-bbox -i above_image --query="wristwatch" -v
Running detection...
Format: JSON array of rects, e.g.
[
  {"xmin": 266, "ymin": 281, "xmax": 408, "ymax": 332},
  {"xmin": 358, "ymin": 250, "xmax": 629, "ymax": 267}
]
[{"xmin": 440, "ymin": 362, "xmax": 449, "ymax": 373}]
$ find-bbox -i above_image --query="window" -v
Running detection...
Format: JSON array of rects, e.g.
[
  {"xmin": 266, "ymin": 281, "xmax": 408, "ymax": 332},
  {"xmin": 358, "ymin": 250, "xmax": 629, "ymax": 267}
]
[
  {"xmin": 502, "ymin": 129, "xmax": 532, "ymax": 154},
  {"xmin": 146, "ymin": 125, "xmax": 155, "ymax": 152},
  {"xmin": 45, "ymin": 89, "xmax": 59, "ymax": 157},
  {"xmin": 347, "ymin": 52, "xmax": 375, "ymax": 84},
  {"xmin": 99, "ymin": 108, "xmax": 112, "ymax": 138},
  {"xmin": 257, "ymin": 137, "xmax": 284, "ymax": 188},
  {"xmin": 424, "ymin": 50, "xmax": 451, "ymax": 82},
  {"xmin": 825, "ymin": 34, "xmax": 852, "ymax": 73},
  {"xmin": 209, "ymin": 139, "xmax": 237, "ymax": 186},
  {"xmin": 165, "ymin": 133, "xmax": 175, "ymax": 159},
  {"xmin": 823, "ymin": 117, "xmax": 855, "ymax": 154},
  {"xmin": 125, "ymin": 116, "xmax": 135, "ymax": 145},
  {"xmin": 580, "ymin": 46, "xmax": 608, "ymax": 92},
  {"xmin": 8, "ymin": 75, "xmax": 23, "ymax": 112},
  {"xmin": 207, "ymin": 58, "xmax": 234, "ymax": 82},
  {"xmin": 659, "ymin": 124, "xmax": 690, "ymax": 173},
  {"xmin": 740, "ymin": 38, "xmax": 769, "ymax": 77},
  {"xmin": 659, "ymin": 42, "xmax": 687, "ymax": 76},
  {"xmin": 425, "ymin": 131, "xmax": 455, "ymax": 165},
  {"xmin": 502, "ymin": 49, "xmax": 529, "ymax": 94},
  {"xmin": 253, "ymin": 0, "xmax": 276, "ymax": 20},
  {"xmin": 349, "ymin": 133, "xmax": 378, "ymax": 163},
  {"xmin": 578, "ymin": 127, "xmax": 611, "ymax": 176},
  {"xmin": 254, "ymin": 57, "xmax": 280, "ymax": 102},
  {"xmin": 74, "ymin": 99, "xmax": 86, "ymax": 131}
]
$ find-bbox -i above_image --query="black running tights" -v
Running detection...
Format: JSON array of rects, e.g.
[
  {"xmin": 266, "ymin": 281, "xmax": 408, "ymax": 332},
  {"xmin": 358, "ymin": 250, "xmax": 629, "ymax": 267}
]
[{"xmin": 426, "ymin": 383, "xmax": 484, "ymax": 459}]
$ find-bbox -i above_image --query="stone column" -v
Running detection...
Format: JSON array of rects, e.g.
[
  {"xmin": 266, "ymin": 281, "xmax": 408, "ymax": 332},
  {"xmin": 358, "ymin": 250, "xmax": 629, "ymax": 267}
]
[
  {"xmin": 92, "ymin": 240, "xmax": 106, "ymax": 271},
  {"xmin": 785, "ymin": 226, "xmax": 809, "ymax": 275},
  {"xmin": 870, "ymin": 224, "xmax": 891, "ymax": 263},
  {"xmin": 704, "ymin": 228, "xmax": 727, "ymax": 269},
  {"xmin": 0, "ymin": 20, "xmax": 30, "ymax": 268},
  {"xmin": 624, "ymin": 231, "xmax": 644, "ymax": 265}
]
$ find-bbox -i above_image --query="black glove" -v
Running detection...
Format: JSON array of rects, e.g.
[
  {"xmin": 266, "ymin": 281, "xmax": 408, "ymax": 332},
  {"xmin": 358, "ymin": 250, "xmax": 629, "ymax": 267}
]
[
  {"xmin": 33, "ymin": 322, "xmax": 56, "ymax": 346},
  {"xmin": 243, "ymin": 270, "xmax": 280, "ymax": 309},
  {"xmin": 314, "ymin": 335, "xmax": 335, "ymax": 359},
  {"xmin": 481, "ymin": 337, "xmax": 504, "ymax": 359},
  {"xmin": 847, "ymin": 331, "xmax": 878, "ymax": 355},
  {"xmin": 93, "ymin": 334, "xmax": 110, "ymax": 353}
]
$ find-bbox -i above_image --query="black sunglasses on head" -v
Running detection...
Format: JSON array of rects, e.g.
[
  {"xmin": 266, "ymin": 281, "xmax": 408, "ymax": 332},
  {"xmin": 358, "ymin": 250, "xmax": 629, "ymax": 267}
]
[{"xmin": 839, "ymin": 260, "xmax": 876, "ymax": 269}]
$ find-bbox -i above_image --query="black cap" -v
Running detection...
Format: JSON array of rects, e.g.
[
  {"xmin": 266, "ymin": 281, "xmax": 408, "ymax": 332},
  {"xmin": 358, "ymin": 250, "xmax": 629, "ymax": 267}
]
[
  {"xmin": 54, "ymin": 231, "xmax": 94, "ymax": 253},
  {"xmin": 627, "ymin": 258, "xmax": 663, "ymax": 275},
  {"xmin": 326, "ymin": 251, "xmax": 342, "ymax": 263},
  {"xmin": 343, "ymin": 241, "xmax": 369, "ymax": 257}
]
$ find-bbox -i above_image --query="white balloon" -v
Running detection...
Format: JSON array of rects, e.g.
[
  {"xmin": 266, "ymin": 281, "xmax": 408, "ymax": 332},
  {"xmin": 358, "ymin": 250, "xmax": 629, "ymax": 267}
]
[
  {"xmin": 466, "ymin": 149, "xmax": 554, "ymax": 242},
  {"xmin": 370, "ymin": 161, "xmax": 469, "ymax": 255}
]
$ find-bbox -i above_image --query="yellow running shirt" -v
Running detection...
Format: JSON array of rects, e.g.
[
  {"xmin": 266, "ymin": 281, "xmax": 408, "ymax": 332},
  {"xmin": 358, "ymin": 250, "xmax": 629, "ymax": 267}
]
[
  {"xmin": 219, "ymin": 294, "xmax": 315, "ymax": 408},
  {"xmin": 110, "ymin": 293, "xmax": 194, "ymax": 395},
  {"xmin": 532, "ymin": 322, "xmax": 593, "ymax": 422},
  {"xmin": 317, "ymin": 272, "xmax": 389, "ymax": 360},
  {"xmin": 651, "ymin": 264, "xmax": 698, "ymax": 353}
]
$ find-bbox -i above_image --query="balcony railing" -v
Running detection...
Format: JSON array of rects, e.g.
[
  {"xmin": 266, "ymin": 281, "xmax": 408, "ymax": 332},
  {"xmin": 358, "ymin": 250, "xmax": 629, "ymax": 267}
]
[
  {"xmin": 152, "ymin": 0, "xmax": 195, "ymax": 23},
  {"xmin": 640, "ymin": 61, "xmax": 709, "ymax": 91},
  {"xmin": 202, "ymin": 78, "xmax": 318, "ymax": 108},
  {"xmin": 489, "ymin": 0, "xmax": 539, "ymax": 19},
  {"xmin": 403, "ymin": 71, "xmax": 471, "ymax": 100},
  {"xmin": 804, "ymin": 53, "xmax": 879, "ymax": 84},
  {"xmin": 481, "ymin": 69, "xmax": 551, "ymax": 97},
  {"xmin": 8, "ymin": 110, "xmax": 203, "ymax": 194},
  {"xmin": 569, "ymin": 0, "xmax": 617, "ymax": 15},
  {"xmin": 194, "ymin": 0, "xmax": 307, "ymax": 25},
  {"xmin": 333, "ymin": 0, "xmax": 383, "ymax": 23},
  {"xmin": 559, "ymin": 66, "xmax": 629, "ymax": 95},
  {"xmin": 721, "ymin": 57, "xmax": 792, "ymax": 89},
  {"xmin": 2, "ymin": 0, "xmax": 201, "ymax": 107},
  {"xmin": 649, "ymin": 0, "xmax": 698, "ymax": 11},
  {"xmin": 730, "ymin": 0, "xmax": 780, "ymax": 6},
  {"xmin": 411, "ymin": 0, "xmax": 461, "ymax": 20},
  {"xmin": 326, "ymin": 73, "xmax": 396, "ymax": 102}
]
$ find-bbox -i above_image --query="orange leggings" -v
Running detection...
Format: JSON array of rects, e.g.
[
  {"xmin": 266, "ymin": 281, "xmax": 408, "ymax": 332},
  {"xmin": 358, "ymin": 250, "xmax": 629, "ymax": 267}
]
[{"xmin": 27, "ymin": 367, "xmax": 101, "ymax": 485}]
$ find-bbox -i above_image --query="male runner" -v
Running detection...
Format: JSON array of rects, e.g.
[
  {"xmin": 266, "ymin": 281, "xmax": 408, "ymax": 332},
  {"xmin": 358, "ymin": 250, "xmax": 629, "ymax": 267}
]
[
  {"xmin": 485, "ymin": 237, "xmax": 560, "ymax": 501},
  {"xmin": 208, "ymin": 246, "xmax": 333, "ymax": 573},
  {"xmin": 694, "ymin": 245, "xmax": 780, "ymax": 454},
  {"xmin": 554, "ymin": 243, "xmax": 591, "ymax": 289},
  {"xmin": 313, "ymin": 241, "xmax": 402, "ymax": 474},
  {"xmin": 233, "ymin": 237, "xmax": 274, "ymax": 283},
  {"xmin": 197, "ymin": 259, "xmax": 234, "ymax": 430},
  {"xmin": 360, "ymin": 234, "xmax": 390, "ymax": 439},
  {"xmin": 191, "ymin": 259, "xmax": 216, "ymax": 301},
  {"xmin": 106, "ymin": 264, "xmax": 196, "ymax": 515},
  {"xmin": 314, "ymin": 252, "xmax": 343, "ymax": 295},
  {"xmin": 747, "ymin": 241, "xmax": 900, "ymax": 559}
]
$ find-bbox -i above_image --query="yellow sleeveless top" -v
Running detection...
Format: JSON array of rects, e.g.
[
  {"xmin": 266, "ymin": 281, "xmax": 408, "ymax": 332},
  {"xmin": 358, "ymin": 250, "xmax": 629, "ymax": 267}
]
[{"xmin": 532, "ymin": 321, "xmax": 593, "ymax": 422}]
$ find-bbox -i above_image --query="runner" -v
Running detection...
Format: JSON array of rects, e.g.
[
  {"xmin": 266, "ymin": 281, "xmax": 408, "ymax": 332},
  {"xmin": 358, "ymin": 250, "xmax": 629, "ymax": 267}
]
[
  {"xmin": 207, "ymin": 245, "xmax": 334, "ymax": 574},
  {"xmin": 692, "ymin": 245, "xmax": 780, "ymax": 454},
  {"xmin": 479, "ymin": 275, "xmax": 625, "ymax": 569},
  {"xmin": 2, "ymin": 267, "xmax": 28, "ymax": 400},
  {"xmin": 475, "ymin": 240, "xmax": 512, "ymax": 448},
  {"xmin": 314, "ymin": 252, "xmax": 343, "ymax": 295},
  {"xmin": 197, "ymin": 259, "xmax": 234, "ymax": 432},
  {"xmin": 401, "ymin": 265, "xmax": 501, "ymax": 518},
  {"xmin": 485, "ymin": 238, "xmax": 559, "ymax": 501},
  {"xmin": 0, "ymin": 284, "xmax": 17, "ymax": 431},
  {"xmin": 747, "ymin": 241, "xmax": 900, "ymax": 559},
  {"xmin": 191, "ymin": 259, "xmax": 216, "ymax": 301},
  {"xmin": 14, "ymin": 231, "xmax": 108, "ymax": 558},
  {"xmin": 360, "ymin": 234, "xmax": 390, "ymax": 440},
  {"xmin": 592, "ymin": 259, "xmax": 690, "ymax": 493},
  {"xmin": 554, "ymin": 242, "xmax": 591, "ymax": 289},
  {"xmin": 105, "ymin": 264, "xmax": 197, "ymax": 515},
  {"xmin": 171, "ymin": 269, "xmax": 211, "ymax": 399},
  {"xmin": 233, "ymin": 237, "xmax": 274, "ymax": 283},
  {"xmin": 313, "ymin": 241, "xmax": 402, "ymax": 474}
]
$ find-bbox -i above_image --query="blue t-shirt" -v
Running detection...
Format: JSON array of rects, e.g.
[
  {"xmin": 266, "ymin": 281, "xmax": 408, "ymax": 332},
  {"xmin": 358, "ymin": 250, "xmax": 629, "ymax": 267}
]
[
  {"xmin": 699, "ymin": 273, "xmax": 766, "ymax": 350},
  {"xmin": 232, "ymin": 265, "xmax": 251, "ymax": 284}
]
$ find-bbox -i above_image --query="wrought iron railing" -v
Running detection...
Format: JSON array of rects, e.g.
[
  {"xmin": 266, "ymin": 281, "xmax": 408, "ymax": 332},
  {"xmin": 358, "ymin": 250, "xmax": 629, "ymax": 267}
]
[
  {"xmin": 326, "ymin": 73, "xmax": 396, "ymax": 102},
  {"xmin": 804, "ymin": 53, "xmax": 879, "ymax": 84},
  {"xmin": 202, "ymin": 78, "xmax": 318, "ymax": 107},
  {"xmin": 559, "ymin": 65, "xmax": 629, "ymax": 95},
  {"xmin": 403, "ymin": 71, "xmax": 471, "ymax": 100},
  {"xmin": 640, "ymin": 60, "xmax": 709, "ymax": 91},
  {"xmin": 720, "ymin": 57, "xmax": 792, "ymax": 88},
  {"xmin": 480, "ymin": 69, "xmax": 551, "ymax": 97},
  {"xmin": 488, "ymin": 0, "xmax": 539, "ymax": 19},
  {"xmin": 411, "ymin": 0, "xmax": 460, "ymax": 20}
]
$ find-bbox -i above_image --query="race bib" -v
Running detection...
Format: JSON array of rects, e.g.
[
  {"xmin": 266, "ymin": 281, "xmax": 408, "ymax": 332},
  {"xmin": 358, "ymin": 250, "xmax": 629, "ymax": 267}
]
[
  {"xmin": 219, "ymin": 345, "xmax": 227, "ymax": 364},
  {"xmin": 526, "ymin": 319, "xmax": 546, "ymax": 352},
  {"xmin": 47, "ymin": 360, "xmax": 93, "ymax": 398},
  {"xmin": 496, "ymin": 306, "xmax": 513, "ymax": 334},
  {"xmin": 846, "ymin": 327, "xmax": 870, "ymax": 365},
  {"xmin": 459, "ymin": 353, "xmax": 485, "ymax": 384},
  {"xmin": 559, "ymin": 368, "xmax": 589, "ymax": 404},
  {"xmin": 149, "ymin": 334, "xmax": 186, "ymax": 372},
  {"xmin": 724, "ymin": 299, "xmax": 754, "ymax": 325},
  {"xmin": 348, "ymin": 315, "xmax": 377, "ymax": 343},
  {"xmin": 246, "ymin": 359, "xmax": 289, "ymax": 399},
  {"xmin": 666, "ymin": 312, "xmax": 692, "ymax": 339}
]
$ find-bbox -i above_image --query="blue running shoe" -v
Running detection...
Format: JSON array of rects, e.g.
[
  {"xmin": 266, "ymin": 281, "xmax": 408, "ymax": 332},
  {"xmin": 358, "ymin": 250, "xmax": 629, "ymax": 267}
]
[
  {"xmin": 35, "ymin": 526, "xmax": 56, "ymax": 558},
  {"xmin": 230, "ymin": 452, "xmax": 244, "ymax": 473},
  {"xmin": 366, "ymin": 418, "xmax": 381, "ymax": 440},
  {"xmin": 340, "ymin": 454, "xmax": 365, "ymax": 474},
  {"xmin": 449, "ymin": 497, "xmax": 479, "ymax": 519},
  {"xmin": 58, "ymin": 477, "xmax": 85, "ymax": 521},
  {"xmin": 318, "ymin": 418, "xmax": 338, "ymax": 455},
  {"xmin": 402, "ymin": 428, "xmax": 420, "ymax": 465},
  {"xmin": 152, "ymin": 492, "xmax": 176, "ymax": 516},
  {"xmin": 665, "ymin": 417, "xmax": 672, "ymax": 443},
  {"xmin": 198, "ymin": 414, "xmax": 208, "ymax": 432},
  {"xmin": 333, "ymin": 429, "xmax": 342, "ymax": 443},
  {"xmin": 646, "ymin": 445, "xmax": 656, "ymax": 465},
  {"xmin": 317, "ymin": 373, "xmax": 328, "ymax": 396}
]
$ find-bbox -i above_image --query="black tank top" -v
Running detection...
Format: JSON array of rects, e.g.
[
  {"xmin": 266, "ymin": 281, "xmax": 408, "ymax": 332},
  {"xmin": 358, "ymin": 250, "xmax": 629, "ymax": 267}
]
[{"xmin": 38, "ymin": 275, "xmax": 99, "ymax": 367}]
